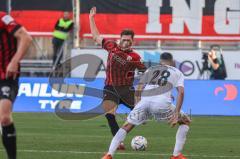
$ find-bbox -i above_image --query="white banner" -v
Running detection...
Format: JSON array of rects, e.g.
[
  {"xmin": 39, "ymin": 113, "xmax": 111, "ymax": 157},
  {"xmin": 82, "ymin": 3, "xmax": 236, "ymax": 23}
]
[{"xmin": 71, "ymin": 49, "xmax": 240, "ymax": 80}]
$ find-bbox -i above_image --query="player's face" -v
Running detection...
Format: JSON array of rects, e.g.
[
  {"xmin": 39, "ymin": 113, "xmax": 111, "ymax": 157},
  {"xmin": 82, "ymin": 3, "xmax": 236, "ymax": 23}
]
[
  {"xmin": 63, "ymin": 12, "xmax": 70, "ymax": 20},
  {"xmin": 160, "ymin": 59, "xmax": 174, "ymax": 66},
  {"xmin": 119, "ymin": 35, "xmax": 133, "ymax": 50}
]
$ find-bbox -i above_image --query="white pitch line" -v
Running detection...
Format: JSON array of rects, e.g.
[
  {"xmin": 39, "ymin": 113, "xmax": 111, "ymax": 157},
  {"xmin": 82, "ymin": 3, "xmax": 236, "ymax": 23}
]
[{"xmin": 1, "ymin": 149, "xmax": 240, "ymax": 158}]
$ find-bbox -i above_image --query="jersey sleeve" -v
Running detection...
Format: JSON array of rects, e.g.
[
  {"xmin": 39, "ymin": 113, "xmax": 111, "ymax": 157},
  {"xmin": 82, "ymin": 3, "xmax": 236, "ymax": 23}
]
[
  {"xmin": 137, "ymin": 59, "xmax": 146, "ymax": 72},
  {"xmin": 102, "ymin": 38, "xmax": 118, "ymax": 52},
  {"xmin": 1, "ymin": 14, "xmax": 21, "ymax": 35},
  {"xmin": 131, "ymin": 53, "xmax": 147, "ymax": 72},
  {"xmin": 176, "ymin": 72, "xmax": 184, "ymax": 87}
]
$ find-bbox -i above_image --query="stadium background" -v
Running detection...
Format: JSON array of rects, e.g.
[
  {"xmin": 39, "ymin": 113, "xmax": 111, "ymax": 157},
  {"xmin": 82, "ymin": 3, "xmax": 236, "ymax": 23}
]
[{"xmin": 0, "ymin": 0, "xmax": 240, "ymax": 159}]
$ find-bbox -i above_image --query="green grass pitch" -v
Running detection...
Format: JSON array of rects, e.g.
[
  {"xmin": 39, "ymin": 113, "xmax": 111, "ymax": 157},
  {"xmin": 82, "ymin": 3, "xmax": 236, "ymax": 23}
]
[{"xmin": 0, "ymin": 113, "xmax": 240, "ymax": 159}]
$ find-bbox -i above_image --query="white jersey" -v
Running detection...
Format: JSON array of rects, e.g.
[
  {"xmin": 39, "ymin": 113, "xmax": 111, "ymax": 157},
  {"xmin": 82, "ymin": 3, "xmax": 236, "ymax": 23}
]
[
  {"xmin": 139, "ymin": 65, "xmax": 184, "ymax": 107},
  {"xmin": 127, "ymin": 65, "xmax": 186, "ymax": 125}
]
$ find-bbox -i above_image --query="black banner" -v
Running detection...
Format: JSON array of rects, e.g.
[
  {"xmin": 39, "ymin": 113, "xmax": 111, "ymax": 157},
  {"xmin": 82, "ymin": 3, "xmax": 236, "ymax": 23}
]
[
  {"xmin": 0, "ymin": 0, "xmax": 216, "ymax": 15},
  {"xmin": 0, "ymin": 0, "xmax": 72, "ymax": 11},
  {"xmin": 0, "ymin": 0, "xmax": 7, "ymax": 12}
]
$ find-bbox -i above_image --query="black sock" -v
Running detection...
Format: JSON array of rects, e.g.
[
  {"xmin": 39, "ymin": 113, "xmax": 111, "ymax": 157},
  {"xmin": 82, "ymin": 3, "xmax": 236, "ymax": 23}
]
[
  {"xmin": 2, "ymin": 123, "xmax": 16, "ymax": 159},
  {"xmin": 105, "ymin": 113, "xmax": 120, "ymax": 136}
]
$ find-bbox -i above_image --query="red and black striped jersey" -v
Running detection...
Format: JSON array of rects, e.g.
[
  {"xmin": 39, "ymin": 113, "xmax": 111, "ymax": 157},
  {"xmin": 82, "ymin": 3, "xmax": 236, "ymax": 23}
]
[
  {"xmin": 0, "ymin": 12, "xmax": 21, "ymax": 80},
  {"xmin": 102, "ymin": 39, "xmax": 146, "ymax": 86}
]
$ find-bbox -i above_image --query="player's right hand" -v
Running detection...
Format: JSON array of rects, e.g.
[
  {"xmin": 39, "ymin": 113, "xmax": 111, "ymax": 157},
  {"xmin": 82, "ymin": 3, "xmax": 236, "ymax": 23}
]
[
  {"xmin": 168, "ymin": 112, "xmax": 179, "ymax": 127},
  {"xmin": 89, "ymin": 7, "xmax": 96, "ymax": 18},
  {"xmin": 6, "ymin": 60, "xmax": 19, "ymax": 80}
]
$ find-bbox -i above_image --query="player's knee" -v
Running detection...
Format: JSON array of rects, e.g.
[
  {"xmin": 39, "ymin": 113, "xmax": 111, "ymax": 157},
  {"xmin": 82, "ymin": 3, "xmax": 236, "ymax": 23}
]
[
  {"xmin": 104, "ymin": 108, "xmax": 116, "ymax": 115},
  {"xmin": 0, "ymin": 115, "xmax": 12, "ymax": 126},
  {"xmin": 102, "ymin": 101, "xmax": 117, "ymax": 114}
]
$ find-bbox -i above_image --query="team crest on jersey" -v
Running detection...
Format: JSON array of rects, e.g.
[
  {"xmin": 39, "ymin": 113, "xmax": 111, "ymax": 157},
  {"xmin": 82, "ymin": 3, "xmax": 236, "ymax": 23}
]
[
  {"xmin": 1, "ymin": 15, "xmax": 14, "ymax": 25},
  {"xmin": 126, "ymin": 56, "xmax": 132, "ymax": 61},
  {"xmin": 1, "ymin": 86, "xmax": 11, "ymax": 97}
]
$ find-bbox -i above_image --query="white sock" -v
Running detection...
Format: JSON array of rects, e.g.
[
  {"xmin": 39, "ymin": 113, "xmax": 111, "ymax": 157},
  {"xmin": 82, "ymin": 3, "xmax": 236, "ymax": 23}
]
[
  {"xmin": 173, "ymin": 125, "xmax": 190, "ymax": 156},
  {"xmin": 108, "ymin": 128, "xmax": 127, "ymax": 156}
]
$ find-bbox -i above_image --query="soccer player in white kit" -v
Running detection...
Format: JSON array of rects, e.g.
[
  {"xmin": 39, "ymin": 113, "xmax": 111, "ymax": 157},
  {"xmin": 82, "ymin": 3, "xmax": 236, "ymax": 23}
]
[{"xmin": 102, "ymin": 52, "xmax": 191, "ymax": 159}]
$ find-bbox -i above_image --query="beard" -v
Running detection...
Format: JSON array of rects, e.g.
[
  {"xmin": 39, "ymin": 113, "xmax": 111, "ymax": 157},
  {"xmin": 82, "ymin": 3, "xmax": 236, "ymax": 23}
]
[{"xmin": 120, "ymin": 40, "xmax": 132, "ymax": 51}]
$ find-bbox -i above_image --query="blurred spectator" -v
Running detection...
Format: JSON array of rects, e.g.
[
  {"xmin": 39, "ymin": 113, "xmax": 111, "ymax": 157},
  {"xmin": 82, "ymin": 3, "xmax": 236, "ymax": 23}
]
[
  {"xmin": 208, "ymin": 49, "xmax": 227, "ymax": 80},
  {"xmin": 52, "ymin": 11, "xmax": 73, "ymax": 65}
]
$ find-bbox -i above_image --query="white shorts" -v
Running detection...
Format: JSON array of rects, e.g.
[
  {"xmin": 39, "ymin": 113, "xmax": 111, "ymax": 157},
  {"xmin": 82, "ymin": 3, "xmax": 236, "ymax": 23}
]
[{"xmin": 127, "ymin": 98, "xmax": 187, "ymax": 126}]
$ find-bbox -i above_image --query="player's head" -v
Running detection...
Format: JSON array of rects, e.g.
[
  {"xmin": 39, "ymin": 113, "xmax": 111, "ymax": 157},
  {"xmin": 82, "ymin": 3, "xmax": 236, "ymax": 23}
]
[
  {"xmin": 63, "ymin": 11, "xmax": 70, "ymax": 20},
  {"xmin": 160, "ymin": 52, "xmax": 175, "ymax": 66},
  {"xmin": 119, "ymin": 29, "xmax": 134, "ymax": 51}
]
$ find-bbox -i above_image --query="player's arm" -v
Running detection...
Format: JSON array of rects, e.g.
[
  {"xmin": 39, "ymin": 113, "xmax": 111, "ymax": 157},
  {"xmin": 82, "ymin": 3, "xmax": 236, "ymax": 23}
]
[
  {"xmin": 54, "ymin": 20, "xmax": 60, "ymax": 29},
  {"xmin": 175, "ymin": 86, "xmax": 184, "ymax": 114},
  {"xmin": 208, "ymin": 50, "xmax": 219, "ymax": 70},
  {"xmin": 169, "ymin": 72, "xmax": 184, "ymax": 127},
  {"xmin": 89, "ymin": 7, "xmax": 103, "ymax": 45},
  {"xmin": 67, "ymin": 22, "xmax": 74, "ymax": 31},
  {"xmin": 133, "ymin": 53, "xmax": 147, "ymax": 72},
  {"xmin": 6, "ymin": 27, "xmax": 32, "ymax": 79},
  {"xmin": 137, "ymin": 60, "xmax": 147, "ymax": 72},
  {"xmin": 169, "ymin": 86, "xmax": 184, "ymax": 127},
  {"xmin": 13, "ymin": 27, "xmax": 32, "ymax": 63}
]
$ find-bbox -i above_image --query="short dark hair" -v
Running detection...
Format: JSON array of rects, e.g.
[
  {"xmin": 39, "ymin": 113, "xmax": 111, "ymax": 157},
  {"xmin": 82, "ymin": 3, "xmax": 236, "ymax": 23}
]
[
  {"xmin": 160, "ymin": 52, "xmax": 173, "ymax": 60},
  {"xmin": 120, "ymin": 29, "xmax": 134, "ymax": 39}
]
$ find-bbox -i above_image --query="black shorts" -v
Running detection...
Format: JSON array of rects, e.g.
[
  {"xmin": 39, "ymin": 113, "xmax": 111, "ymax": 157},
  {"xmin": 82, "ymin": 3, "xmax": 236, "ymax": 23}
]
[
  {"xmin": 0, "ymin": 79, "xmax": 19, "ymax": 103},
  {"xmin": 103, "ymin": 85, "xmax": 135, "ymax": 109}
]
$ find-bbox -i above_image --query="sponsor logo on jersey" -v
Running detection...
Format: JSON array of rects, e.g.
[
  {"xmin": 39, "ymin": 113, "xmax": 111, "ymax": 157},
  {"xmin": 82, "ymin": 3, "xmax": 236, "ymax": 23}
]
[{"xmin": 2, "ymin": 15, "xmax": 14, "ymax": 25}]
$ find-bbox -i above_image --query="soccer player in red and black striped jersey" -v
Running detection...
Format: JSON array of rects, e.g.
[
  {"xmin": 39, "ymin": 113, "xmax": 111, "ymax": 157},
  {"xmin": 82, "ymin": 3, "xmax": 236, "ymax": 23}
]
[
  {"xmin": 0, "ymin": 12, "xmax": 32, "ymax": 159},
  {"xmin": 89, "ymin": 7, "xmax": 146, "ymax": 150}
]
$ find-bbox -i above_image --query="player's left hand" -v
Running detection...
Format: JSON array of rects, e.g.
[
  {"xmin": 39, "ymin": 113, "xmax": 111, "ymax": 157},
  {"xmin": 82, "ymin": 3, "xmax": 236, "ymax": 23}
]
[
  {"xmin": 169, "ymin": 112, "xmax": 179, "ymax": 127},
  {"xmin": 6, "ymin": 60, "xmax": 19, "ymax": 79}
]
